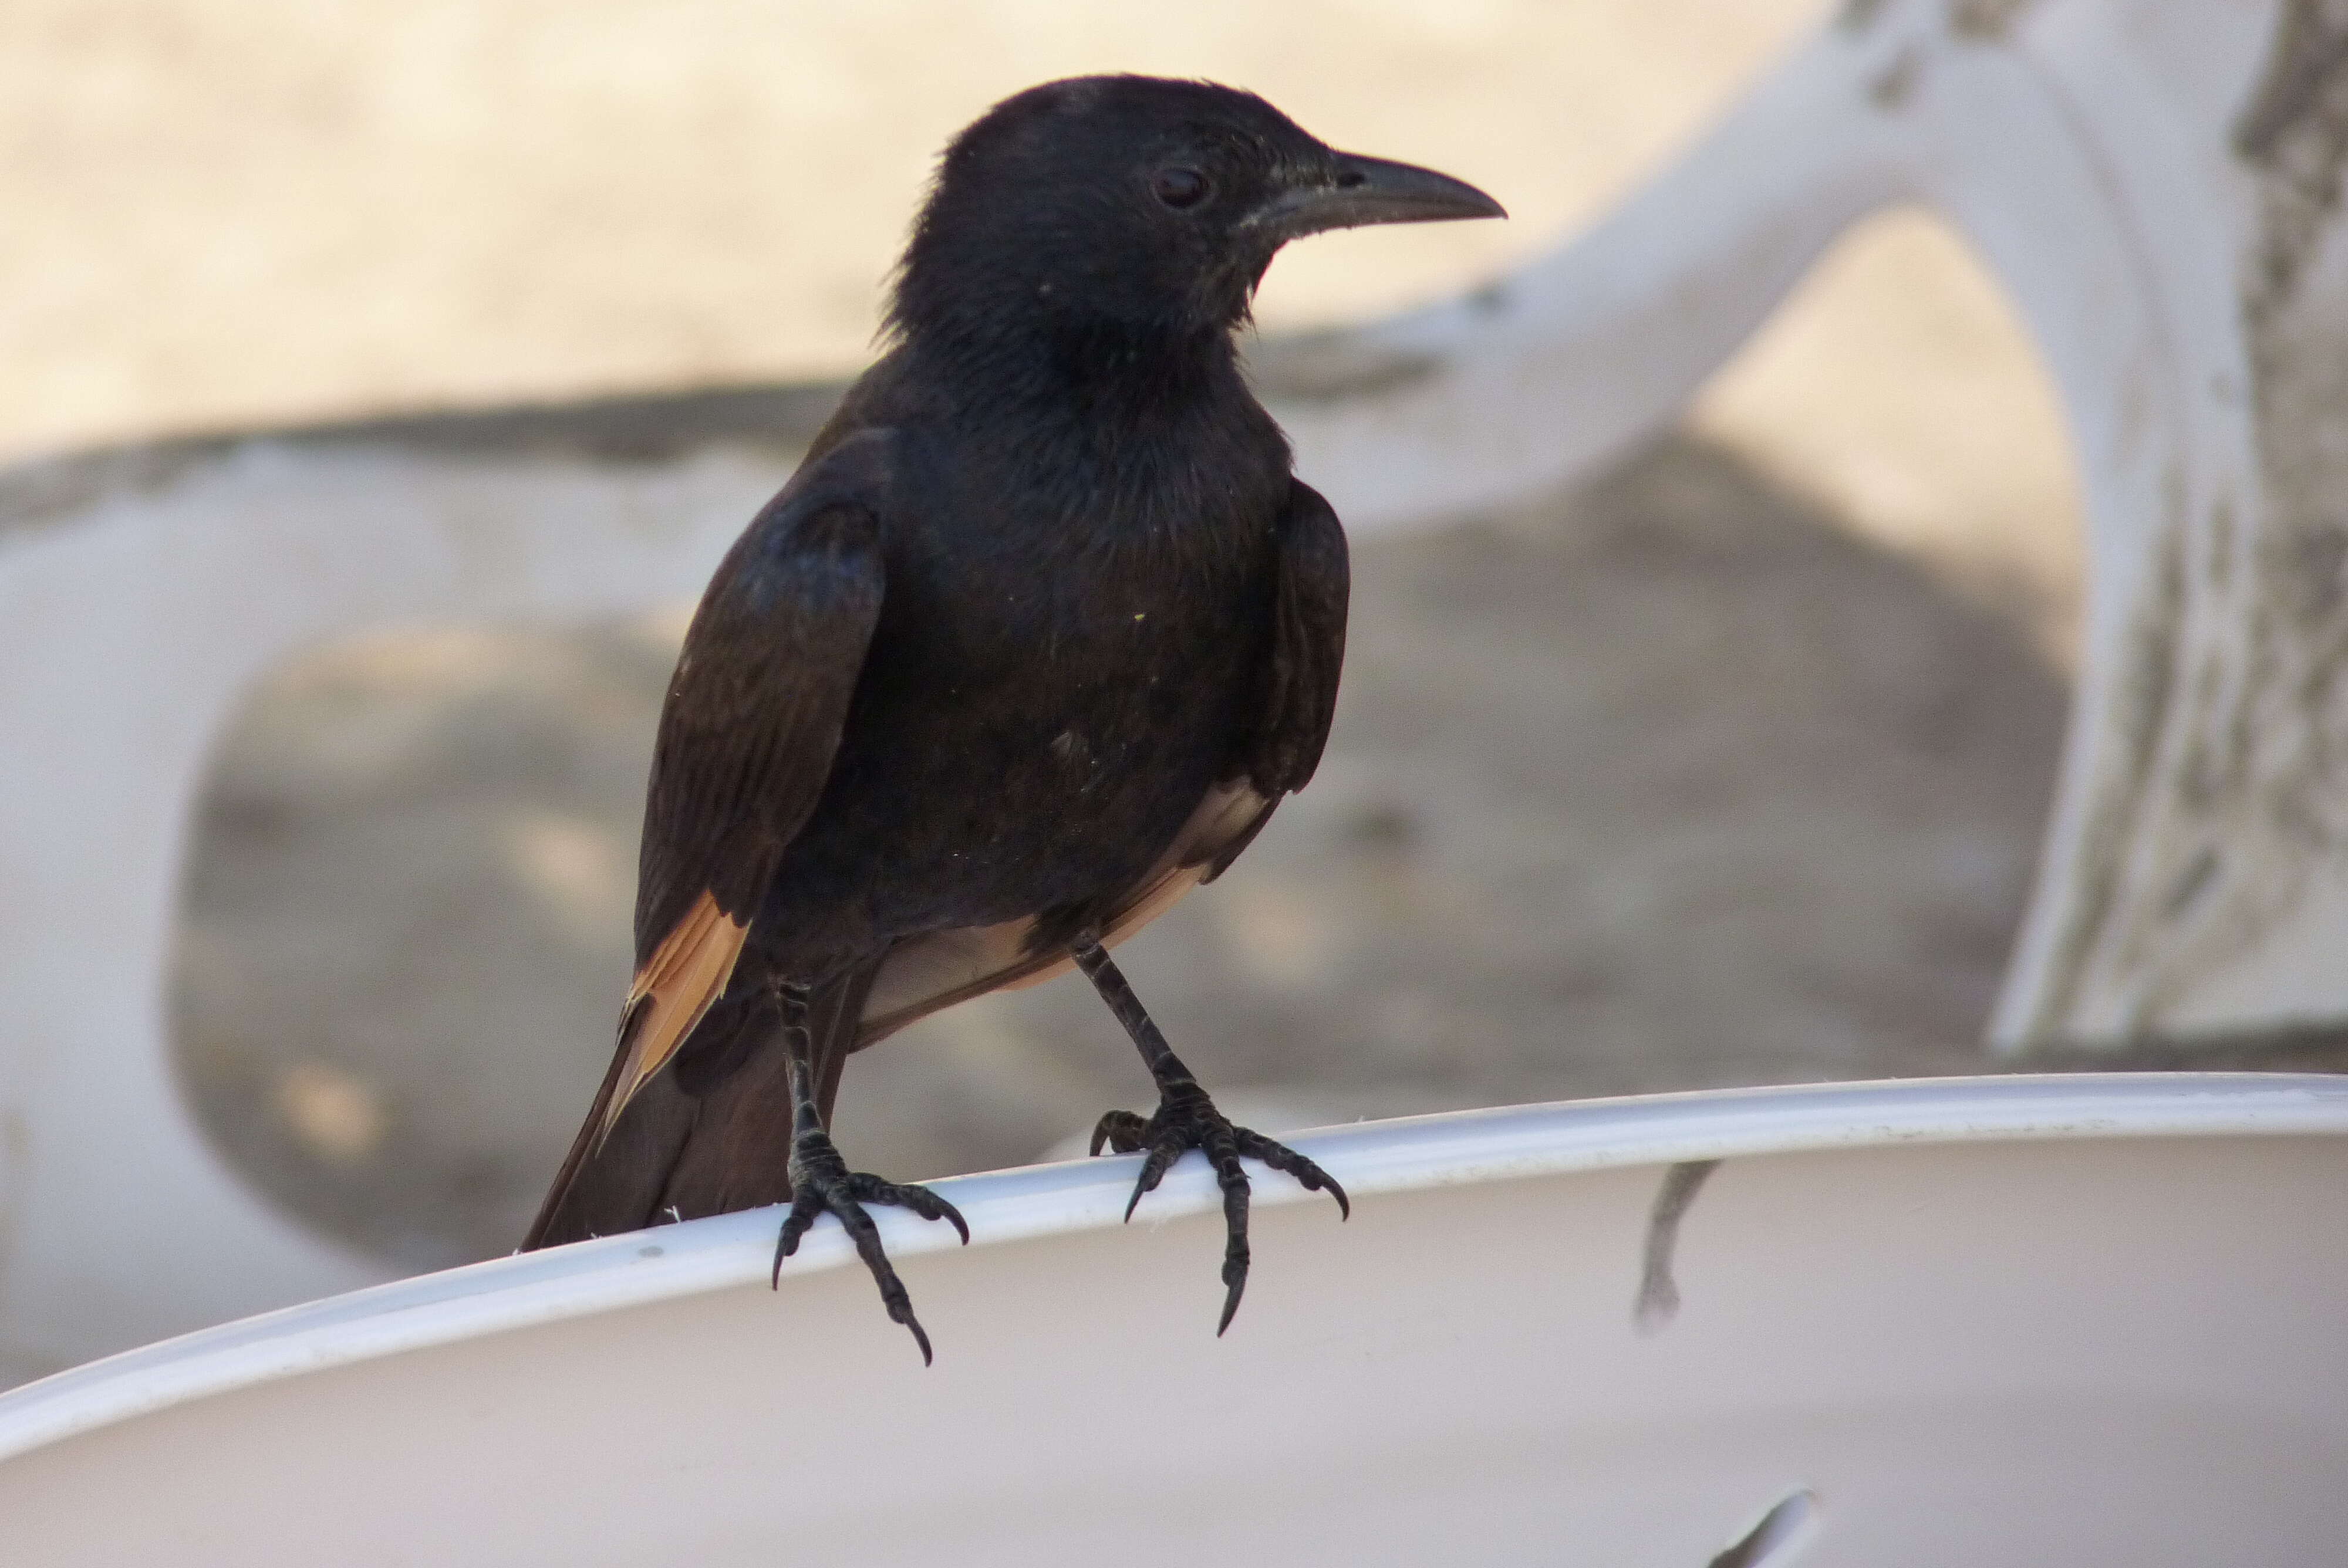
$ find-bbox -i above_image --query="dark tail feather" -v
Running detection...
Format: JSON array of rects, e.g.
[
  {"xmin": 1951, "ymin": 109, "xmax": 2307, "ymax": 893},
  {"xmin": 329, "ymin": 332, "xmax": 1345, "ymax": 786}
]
[
  {"xmin": 519, "ymin": 1000, "xmax": 701, "ymax": 1250},
  {"xmin": 521, "ymin": 957, "xmax": 883, "ymax": 1251}
]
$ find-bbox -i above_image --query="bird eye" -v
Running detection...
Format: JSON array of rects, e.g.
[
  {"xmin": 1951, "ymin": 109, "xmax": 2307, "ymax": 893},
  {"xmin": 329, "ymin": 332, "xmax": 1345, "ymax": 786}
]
[{"xmin": 1151, "ymin": 166, "xmax": 1210, "ymax": 209}]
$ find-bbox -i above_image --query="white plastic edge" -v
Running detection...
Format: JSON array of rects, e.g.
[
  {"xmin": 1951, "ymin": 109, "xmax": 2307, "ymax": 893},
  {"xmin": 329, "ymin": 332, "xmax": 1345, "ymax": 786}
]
[{"xmin": 2, "ymin": 1072, "xmax": 2343, "ymax": 1466}]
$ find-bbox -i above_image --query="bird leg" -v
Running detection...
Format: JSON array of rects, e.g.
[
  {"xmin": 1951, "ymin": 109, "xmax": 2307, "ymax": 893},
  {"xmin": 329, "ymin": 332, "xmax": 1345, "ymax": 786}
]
[
  {"xmin": 1069, "ymin": 933, "xmax": 1348, "ymax": 1334},
  {"xmin": 770, "ymin": 981, "xmax": 968, "ymax": 1365}
]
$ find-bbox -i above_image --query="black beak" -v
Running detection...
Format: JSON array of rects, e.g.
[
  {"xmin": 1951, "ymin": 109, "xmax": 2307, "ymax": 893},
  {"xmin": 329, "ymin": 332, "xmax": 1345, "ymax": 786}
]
[{"xmin": 1243, "ymin": 151, "xmax": 1506, "ymax": 244}]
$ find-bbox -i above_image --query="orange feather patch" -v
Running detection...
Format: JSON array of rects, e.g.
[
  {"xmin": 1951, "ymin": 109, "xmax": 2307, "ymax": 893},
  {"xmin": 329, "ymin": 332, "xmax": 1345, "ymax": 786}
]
[{"xmin": 598, "ymin": 891, "xmax": 749, "ymax": 1144}]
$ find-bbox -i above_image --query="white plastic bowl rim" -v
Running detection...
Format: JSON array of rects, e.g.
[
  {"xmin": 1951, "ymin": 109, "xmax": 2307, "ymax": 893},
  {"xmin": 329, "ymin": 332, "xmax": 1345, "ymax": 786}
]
[{"xmin": 2, "ymin": 1070, "xmax": 2344, "ymax": 1469}]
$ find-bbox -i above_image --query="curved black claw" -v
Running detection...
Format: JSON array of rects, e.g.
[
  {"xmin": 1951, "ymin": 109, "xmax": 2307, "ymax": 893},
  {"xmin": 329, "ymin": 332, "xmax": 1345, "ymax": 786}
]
[
  {"xmin": 772, "ymin": 1148, "xmax": 969, "ymax": 1366},
  {"xmin": 1089, "ymin": 1091, "xmax": 1348, "ymax": 1334}
]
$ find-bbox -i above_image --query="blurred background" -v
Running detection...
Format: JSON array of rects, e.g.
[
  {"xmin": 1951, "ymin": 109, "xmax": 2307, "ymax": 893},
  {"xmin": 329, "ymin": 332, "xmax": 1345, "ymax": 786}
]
[{"xmin": 8, "ymin": 0, "xmax": 2094, "ymax": 1269}]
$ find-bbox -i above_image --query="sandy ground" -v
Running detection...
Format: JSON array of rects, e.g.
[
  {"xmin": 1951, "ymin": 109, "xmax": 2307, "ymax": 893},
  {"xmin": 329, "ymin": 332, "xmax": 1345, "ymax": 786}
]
[
  {"xmin": 4, "ymin": 1, "xmax": 2080, "ymax": 621},
  {"xmin": 5, "ymin": 1, "xmax": 1811, "ymax": 454},
  {"xmin": 13, "ymin": 3, "xmax": 2117, "ymax": 1263}
]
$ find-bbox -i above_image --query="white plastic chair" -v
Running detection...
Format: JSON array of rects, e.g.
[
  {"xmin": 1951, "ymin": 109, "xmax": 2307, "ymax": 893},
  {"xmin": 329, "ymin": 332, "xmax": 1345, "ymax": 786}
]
[
  {"xmin": 0, "ymin": 0, "xmax": 2332, "ymax": 1376},
  {"xmin": 0, "ymin": 436, "xmax": 800, "ymax": 1375},
  {"xmin": 1264, "ymin": 0, "xmax": 2317, "ymax": 1050}
]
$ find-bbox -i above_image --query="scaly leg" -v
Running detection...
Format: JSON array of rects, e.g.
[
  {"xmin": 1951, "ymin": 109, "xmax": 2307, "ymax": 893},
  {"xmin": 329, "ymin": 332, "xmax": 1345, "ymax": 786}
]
[
  {"xmin": 770, "ymin": 982, "xmax": 968, "ymax": 1364},
  {"xmin": 1070, "ymin": 934, "xmax": 1348, "ymax": 1334}
]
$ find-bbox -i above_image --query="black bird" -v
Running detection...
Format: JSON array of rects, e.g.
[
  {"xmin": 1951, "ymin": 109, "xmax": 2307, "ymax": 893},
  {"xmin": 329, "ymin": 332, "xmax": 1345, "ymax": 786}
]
[{"xmin": 524, "ymin": 75, "xmax": 1503, "ymax": 1360}]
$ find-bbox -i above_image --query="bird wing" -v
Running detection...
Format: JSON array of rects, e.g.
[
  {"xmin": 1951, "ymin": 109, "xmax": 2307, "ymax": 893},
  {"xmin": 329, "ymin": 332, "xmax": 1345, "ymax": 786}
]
[
  {"xmin": 856, "ymin": 476, "xmax": 1349, "ymax": 1045},
  {"xmin": 582, "ymin": 430, "xmax": 892, "ymax": 1158}
]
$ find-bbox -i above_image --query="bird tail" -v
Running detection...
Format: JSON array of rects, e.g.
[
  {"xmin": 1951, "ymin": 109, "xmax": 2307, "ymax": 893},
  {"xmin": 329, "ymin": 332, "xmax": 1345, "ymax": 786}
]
[{"xmin": 521, "ymin": 957, "xmax": 882, "ymax": 1251}]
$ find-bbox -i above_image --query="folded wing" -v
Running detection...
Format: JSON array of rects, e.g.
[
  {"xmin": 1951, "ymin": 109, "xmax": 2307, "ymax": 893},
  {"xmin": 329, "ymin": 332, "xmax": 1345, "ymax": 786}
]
[{"xmin": 522, "ymin": 431, "xmax": 892, "ymax": 1248}]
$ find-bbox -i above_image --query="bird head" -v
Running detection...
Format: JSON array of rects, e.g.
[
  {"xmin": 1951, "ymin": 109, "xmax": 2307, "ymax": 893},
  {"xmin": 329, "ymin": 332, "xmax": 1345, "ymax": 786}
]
[{"xmin": 889, "ymin": 75, "xmax": 1504, "ymax": 352}]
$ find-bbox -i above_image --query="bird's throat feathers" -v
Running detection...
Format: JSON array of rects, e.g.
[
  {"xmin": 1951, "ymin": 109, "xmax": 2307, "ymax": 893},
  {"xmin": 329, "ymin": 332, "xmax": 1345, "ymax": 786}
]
[
  {"xmin": 888, "ymin": 255, "xmax": 1250, "ymax": 422},
  {"xmin": 883, "ymin": 261, "xmax": 1291, "ymax": 542}
]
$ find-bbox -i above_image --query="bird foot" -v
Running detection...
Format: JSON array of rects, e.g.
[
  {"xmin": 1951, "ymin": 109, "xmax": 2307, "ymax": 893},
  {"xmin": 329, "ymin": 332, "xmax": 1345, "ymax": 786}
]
[
  {"xmin": 775, "ymin": 1130, "xmax": 968, "ymax": 1366},
  {"xmin": 1089, "ymin": 1086, "xmax": 1348, "ymax": 1334}
]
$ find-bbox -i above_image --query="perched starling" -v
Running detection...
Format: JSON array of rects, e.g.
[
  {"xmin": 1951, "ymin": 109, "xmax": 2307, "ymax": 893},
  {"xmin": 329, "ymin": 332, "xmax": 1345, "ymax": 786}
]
[{"xmin": 525, "ymin": 75, "xmax": 1503, "ymax": 1361}]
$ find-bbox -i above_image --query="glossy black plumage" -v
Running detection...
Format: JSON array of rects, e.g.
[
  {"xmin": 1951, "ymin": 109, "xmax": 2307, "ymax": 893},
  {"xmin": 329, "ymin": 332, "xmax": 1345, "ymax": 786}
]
[{"xmin": 524, "ymin": 75, "xmax": 1502, "ymax": 1356}]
